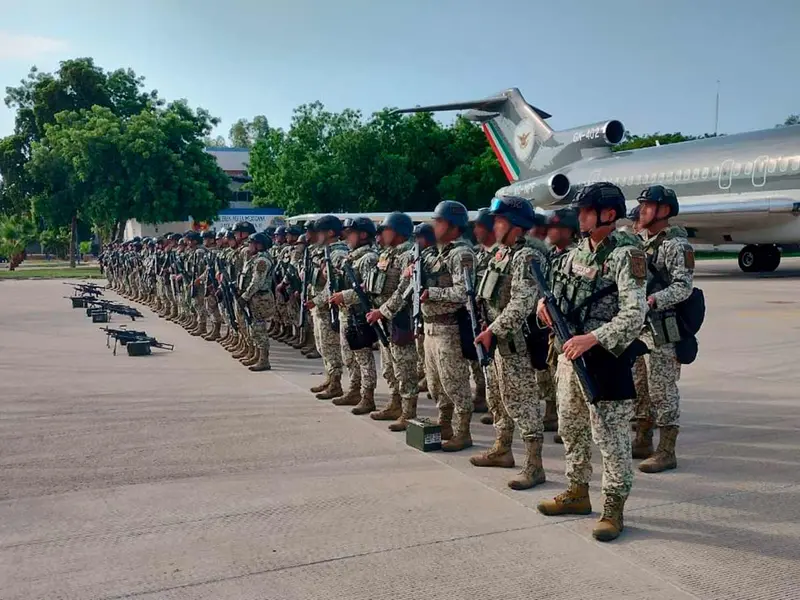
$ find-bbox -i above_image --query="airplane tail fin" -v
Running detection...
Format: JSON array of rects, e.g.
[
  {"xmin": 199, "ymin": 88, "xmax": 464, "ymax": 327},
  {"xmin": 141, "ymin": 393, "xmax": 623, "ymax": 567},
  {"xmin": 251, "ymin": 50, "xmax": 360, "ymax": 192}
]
[{"xmin": 393, "ymin": 88, "xmax": 554, "ymax": 182}]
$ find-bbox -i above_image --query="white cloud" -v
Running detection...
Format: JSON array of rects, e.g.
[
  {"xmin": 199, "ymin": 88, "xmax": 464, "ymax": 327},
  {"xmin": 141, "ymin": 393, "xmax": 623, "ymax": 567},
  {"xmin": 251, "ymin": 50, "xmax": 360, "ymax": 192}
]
[{"xmin": 0, "ymin": 31, "xmax": 69, "ymax": 61}]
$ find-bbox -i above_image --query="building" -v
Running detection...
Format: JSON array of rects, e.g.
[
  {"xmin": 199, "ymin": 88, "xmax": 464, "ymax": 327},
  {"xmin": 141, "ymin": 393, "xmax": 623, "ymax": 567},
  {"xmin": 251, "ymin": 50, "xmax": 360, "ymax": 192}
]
[{"xmin": 124, "ymin": 147, "xmax": 284, "ymax": 239}]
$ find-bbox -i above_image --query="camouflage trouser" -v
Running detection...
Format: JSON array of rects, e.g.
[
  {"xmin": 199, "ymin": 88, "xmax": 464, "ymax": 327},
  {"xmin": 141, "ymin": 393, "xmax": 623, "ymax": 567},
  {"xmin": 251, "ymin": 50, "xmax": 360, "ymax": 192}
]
[
  {"xmin": 205, "ymin": 293, "xmax": 222, "ymax": 325},
  {"xmin": 193, "ymin": 293, "xmax": 208, "ymax": 324},
  {"xmin": 416, "ymin": 334, "xmax": 426, "ymax": 381},
  {"xmin": 248, "ymin": 292, "xmax": 275, "ymax": 353},
  {"xmin": 487, "ymin": 351, "xmax": 543, "ymax": 441},
  {"xmin": 234, "ymin": 302, "xmax": 250, "ymax": 341},
  {"xmin": 469, "ymin": 359, "xmax": 485, "ymax": 390},
  {"xmin": 556, "ymin": 354, "xmax": 634, "ymax": 499},
  {"xmin": 313, "ymin": 306, "xmax": 342, "ymax": 377},
  {"xmin": 632, "ymin": 356, "xmax": 649, "ymax": 421},
  {"xmin": 380, "ymin": 339, "xmax": 419, "ymax": 400},
  {"xmin": 640, "ymin": 330, "xmax": 681, "ymax": 428},
  {"xmin": 339, "ymin": 312, "xmax": 377, "ymax": 394},
  {"xmin": 287, "ymin": 296, "xmax": 300, "ymax": 331},
  {"xmin": 423, "ymin": 323, "xmax": 472, "ymax": 419},
  {"xmin": 275, "ymin": 295, "xmax": 288, "ymax": 328},
  {"xmin": 536, "ymin": 367, "xmax": 557, "ymax": 406}
]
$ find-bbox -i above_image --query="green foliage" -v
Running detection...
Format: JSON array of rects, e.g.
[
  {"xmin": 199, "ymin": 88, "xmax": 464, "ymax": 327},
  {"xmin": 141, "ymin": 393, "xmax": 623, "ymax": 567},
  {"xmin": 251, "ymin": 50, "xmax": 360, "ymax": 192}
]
[
  {"xmin": 39, "ymin": 226, "xmax": 71, "ymax": 258},
  {"xmin": 79, "ymin": 240, "xmax": 92, "ymax": 255},
  {"xmin": 613, "ymin": 132, "xmax": 700, "ymax": 152},
  {"xmin": 229, "ymin": 115, "xmax": 270, "ymax": 147},
  {"xmin": 0, "ymin": 214, "xmax": 37, "ymax": 258},
  {"xmin": 247, "ymin": 105, "xmax": 506, "ymax": 214},
  {"xmin": 1, "ymin": 57, "xmax": 230, "ymax": 239},
  {"xmin": 780, "ymin": 114, "xmax": 799, "ymax": 127}
]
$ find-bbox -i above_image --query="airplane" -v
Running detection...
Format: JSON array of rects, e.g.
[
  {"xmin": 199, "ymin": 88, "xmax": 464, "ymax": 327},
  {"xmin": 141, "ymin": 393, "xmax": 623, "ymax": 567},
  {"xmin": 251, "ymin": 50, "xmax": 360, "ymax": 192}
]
[{"xmin": 388, "ymin": 88, "xmax": 800, "ymax": 273}]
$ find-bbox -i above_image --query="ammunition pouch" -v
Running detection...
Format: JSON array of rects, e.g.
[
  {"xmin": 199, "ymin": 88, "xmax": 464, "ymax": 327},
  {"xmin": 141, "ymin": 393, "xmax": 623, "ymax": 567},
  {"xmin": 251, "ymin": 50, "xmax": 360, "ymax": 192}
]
[
  {"xmin": 496, "ymin": 330, "xmax": 524, "ymax": 358},
  {"xmin": 524, "ymin": 316, "xmax": 550, "ymax": 370},
  {"xmin": 345, "ymin": 314, "xmax": 377, "ymax": 350},
  {"xmin": 390, "ymin": 308, "xmax": 415, "ymax": 347},
  {"xmin": 583, "ymin": 339, "xmax": 649, "ymax": 402},
  {"xmin": 456, "ymin": 307, "xmax": 478, "ymax": 361}
]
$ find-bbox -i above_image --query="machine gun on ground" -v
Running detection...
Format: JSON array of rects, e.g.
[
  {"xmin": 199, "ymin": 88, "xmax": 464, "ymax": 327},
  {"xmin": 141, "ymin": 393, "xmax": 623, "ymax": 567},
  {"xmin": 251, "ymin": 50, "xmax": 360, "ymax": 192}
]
[
  {"xmin": 100, "ymin": 326, "xmax": 174, "ymax": 356},
  {"xmin": 342, "ymin": 261, "xmax": 389, "ymax": 347},
  {"xmin": 64, "ymin": 282, "xmax": 104, "ymax": 296},
  {"xmin": 85, "ymin": 298, "xmax": 144, "ymax": 321}
]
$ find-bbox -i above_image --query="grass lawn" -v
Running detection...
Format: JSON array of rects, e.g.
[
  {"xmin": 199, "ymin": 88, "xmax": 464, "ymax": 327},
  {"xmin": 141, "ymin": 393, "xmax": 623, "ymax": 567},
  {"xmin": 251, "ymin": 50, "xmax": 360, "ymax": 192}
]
[{"xmin": 0, "ymin": 267, "xmax": 104, "ymax": 280}]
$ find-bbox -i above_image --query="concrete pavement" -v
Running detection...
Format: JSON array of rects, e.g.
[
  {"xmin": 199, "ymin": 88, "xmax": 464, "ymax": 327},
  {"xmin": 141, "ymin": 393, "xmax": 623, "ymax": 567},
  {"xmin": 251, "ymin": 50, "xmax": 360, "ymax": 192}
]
[{"xmin": 0, "ymin": 258, "xmax": 799, "ymax": 599}]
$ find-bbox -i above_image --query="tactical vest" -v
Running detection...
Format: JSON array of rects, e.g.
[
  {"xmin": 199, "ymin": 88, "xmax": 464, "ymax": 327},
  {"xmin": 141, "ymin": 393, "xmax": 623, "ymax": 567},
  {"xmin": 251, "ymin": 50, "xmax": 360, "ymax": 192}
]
[
  {"xmin": 425, "ymin": 240, "xmax": 471, "ymax": 289},
  {"xmin": 552, "ymin": 231, "xmax": 640, "ymax": 335},
  {"xmin": 477, "ymin": 244, "xmax": 514, "ymax": 310},
  {"xmin": 643, "ymin": 227, "xmax": 690, "ymax": 346},
  {"xmin": 366, "ymin": 242, "xmax": 409, "ymax": 296}
]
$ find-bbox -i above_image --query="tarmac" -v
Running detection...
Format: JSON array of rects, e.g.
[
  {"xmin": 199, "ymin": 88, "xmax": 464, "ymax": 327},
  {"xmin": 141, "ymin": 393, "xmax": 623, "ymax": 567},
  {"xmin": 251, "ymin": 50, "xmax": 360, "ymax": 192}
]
[{"xmin": 0, "ymin": 257, "xmax": 799, "ymax": 600}]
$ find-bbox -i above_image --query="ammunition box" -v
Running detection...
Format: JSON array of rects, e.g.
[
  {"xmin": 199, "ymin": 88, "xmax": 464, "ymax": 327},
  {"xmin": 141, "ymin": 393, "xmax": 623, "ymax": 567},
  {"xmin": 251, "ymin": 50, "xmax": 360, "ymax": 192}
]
[
  {"xmin": 406, "ymin": 418, "xmax": 442, "ymax": 452},
  {"xmin": 86, "ymin": 307, "xmax": 103, "ymax": 317},
  {"xmin": 126, "ymin": 341, "xmax": 152, "ymax": 356},
  {"xmin": 71, "ymin": 298, "xmax": 86, "ymax": 309},
  {"xmin": 91, "ymin": 311, "xmax": 109, "ymax": 323}
]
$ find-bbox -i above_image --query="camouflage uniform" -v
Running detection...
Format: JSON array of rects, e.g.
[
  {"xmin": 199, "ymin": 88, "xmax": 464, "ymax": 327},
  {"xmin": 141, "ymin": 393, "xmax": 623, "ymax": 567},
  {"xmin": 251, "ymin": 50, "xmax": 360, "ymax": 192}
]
[
  {"xmin": 333, "ymin": 243, "xmax": 379, "ymax": 404},
  {"xmin": 369, "ymin": 240, "xmax": 418, "ymax": 424},
  {"xmin": 421, "ymin": 239, "xmax": 476, "ymax": 441},
  {"xmin": 310, "ymin": 242, "xmax": 345, "ymax": 386},
  {"xmin": 191, "ymin": 245, "xmax": 209, "ymax": 333},
  {"xmin": 551, "ymin": 230, "xmax": 647, "ymax": 500},
  {"xmin": 240, "ymin": 249, "xmax": 275, "ymax": 368},
  {"xmin": 470, "ymin": 242, "xmax": 496, "ymax": 411}
]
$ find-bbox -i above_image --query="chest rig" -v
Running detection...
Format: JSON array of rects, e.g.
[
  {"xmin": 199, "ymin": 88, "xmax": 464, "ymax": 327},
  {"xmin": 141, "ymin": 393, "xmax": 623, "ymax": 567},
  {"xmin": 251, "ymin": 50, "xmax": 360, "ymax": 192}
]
[
  {"xmin": 643, "ymin": 229, "xmax": 683, "ymax": 345},
  {"xmin": 365, "ymin": 242, "xmax": 407, "ymax": 296},
  {"xmin": 552, "ymin": 238, "xmax": 620, "ymax": 335},
  {"xmin": 425, "ymin": 240, "xmax": 468, "ymax": 289},
  {"xmin": 477, "ymin": 243, "xmax": 517, "ymax": 310}
]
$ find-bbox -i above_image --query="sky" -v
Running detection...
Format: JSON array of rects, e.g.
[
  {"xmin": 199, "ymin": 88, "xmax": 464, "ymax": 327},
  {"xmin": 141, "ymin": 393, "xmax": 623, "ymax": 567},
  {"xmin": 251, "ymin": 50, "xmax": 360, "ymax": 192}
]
[{"xmin": 1, "ymin": 0, "xmax": 799, "ymax": 141}]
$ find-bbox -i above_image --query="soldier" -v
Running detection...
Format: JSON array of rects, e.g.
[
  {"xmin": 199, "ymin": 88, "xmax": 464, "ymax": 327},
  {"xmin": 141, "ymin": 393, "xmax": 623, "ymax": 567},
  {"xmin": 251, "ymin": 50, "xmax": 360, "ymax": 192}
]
[
  {"xmin": 200, "ymin": 231, "xmax": 224, "ymax": 342},
  {"xmin": 470, "ymin": 208, "xmax": 495, "ymax": 417},
  {"xmin": 420, "ymin": 201, "xmax": 476, "ymax": 451},
  {"xmin": 270, "ymin": 226, "xmax": 290, "ymax": 342},
  {"xmin": 306, "ymin": 216, "xmax": 346, "ymax": 399},
  {"xmin": 328, "ymin": 217, "xmax": 379, "ymax": 414},
  {"xmin": 470, "ymin": 197, "xmax": 547, "ymax": 490},
  {"xmin": 632, "ymin": 186, "xmax": 694, "ymax": 473},
  {"xmin": 543, "ymin": 208, "xmax": 580, "ymax": 443},
  {"xmin": 365, "ymin": 212, "xmax": 419, "ymax": 430},
  {"xmin": 299, "ymin": 222, "xmax": 321, "ymax": 360},
  {"xmin": 536, "ymin": 182, "xmax": 648, "ymax": 542},
  {"xmin": 237, "ymin": 232, "xmax": 275, "ymax": 371},
  {"xmin": 230, "ymin": 222, "xmax": 258, "ymax": 363}
]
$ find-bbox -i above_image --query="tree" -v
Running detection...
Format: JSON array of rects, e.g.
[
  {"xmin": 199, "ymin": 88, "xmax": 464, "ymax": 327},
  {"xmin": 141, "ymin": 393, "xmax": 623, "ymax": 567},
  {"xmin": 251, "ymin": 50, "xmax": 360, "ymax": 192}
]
[
  {"xmin": 0, "ymin": 214, "xmax": 36, "ymax": 270},
  {"xmin": 613, "ymin": 132, "xmax": 699, "ymax": 152},
  {"xmin": 203, "ymin": 135, "xmax": 227, "ymax": 147},
  {"xmin": 229, "ymin": 115, "xmax": 271, "ymax": 147},
  {"xmin": 780, "ymin": 115, "xmax": 800, "ymax": 127},
  {"xmin": 39, "ymin": 226, "xmax": 71, "ymax": 259}
]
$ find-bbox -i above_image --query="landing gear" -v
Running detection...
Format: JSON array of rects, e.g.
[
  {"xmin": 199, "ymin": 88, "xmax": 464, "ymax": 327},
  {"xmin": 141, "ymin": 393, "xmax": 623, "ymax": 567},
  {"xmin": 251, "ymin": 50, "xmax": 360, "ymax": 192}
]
[{"xmin": 738, "ymin": 244, "xmax": 781, "ymax": 273}]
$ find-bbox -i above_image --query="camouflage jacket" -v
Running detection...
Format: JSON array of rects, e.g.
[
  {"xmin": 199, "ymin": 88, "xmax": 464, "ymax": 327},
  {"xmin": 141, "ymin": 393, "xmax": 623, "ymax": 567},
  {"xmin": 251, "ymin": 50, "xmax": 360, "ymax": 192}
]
[{"xmin": 640, "ymin": 226, "xmax": 694, "ymax": 310}]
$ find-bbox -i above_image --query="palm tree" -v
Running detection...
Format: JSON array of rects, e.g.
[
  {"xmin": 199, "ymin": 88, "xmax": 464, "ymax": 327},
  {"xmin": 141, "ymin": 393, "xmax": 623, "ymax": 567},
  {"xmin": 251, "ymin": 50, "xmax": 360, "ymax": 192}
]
[{"xmin": 0, "ymin": 215, "xmax": 37, "ymax": 270}]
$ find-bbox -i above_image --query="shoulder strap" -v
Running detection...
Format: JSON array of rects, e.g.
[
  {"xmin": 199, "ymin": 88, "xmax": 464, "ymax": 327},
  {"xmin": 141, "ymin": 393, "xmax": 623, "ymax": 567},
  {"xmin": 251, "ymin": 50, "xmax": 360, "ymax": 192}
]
[{"xmin": 566, "ymin": 282, "xmax": 618, "ymax": 323}]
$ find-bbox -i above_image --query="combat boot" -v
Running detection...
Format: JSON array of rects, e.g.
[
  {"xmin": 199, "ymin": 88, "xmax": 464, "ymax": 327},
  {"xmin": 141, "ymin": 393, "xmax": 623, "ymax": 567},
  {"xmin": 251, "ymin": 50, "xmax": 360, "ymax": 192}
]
[
  {"xmin": 418, "ymin": 378, "xmax": 428, "ymax": 393},
  {"xmin": 248, "ymin": 349, "xmax": 272, "ymax": 372},
  {"xmin": 370, "ymin": 392, "xmax": 402, "ymax": 421},
  {"xmin": 438, "ymin": 405, "xmax": 454, "ymax": 441},
  {"xmin": 316, "ymin": 374, "xmax": 343, "ymax": 400},
  {"xmin": 232, "ymin": 341, "xmax": 250, "ymax": 360},
  {"xmin": 592, "ymin": 494, "xmax": 626, "ymax": 542},
  {"xmin": 310, "ymin": 374, "xmax": 331, "ymax": 393},
  {"xmin": 470, "ymin": 430, "xmax": 515, "ymax": 468},
  {"xmin": 223, "ymin": 333, "xmax": 237, "ymax": 350},
  {"xmin": 632, "ymin": 419, "xmax": 655, "ymax": 459},
  {"xmin": 638, "ymin": 426, "xmax": 678, "ymax": 473},
  {"xmin": 241, "ymin": 345, "xmax": 260, "ymax": 366},
  {"xmin": 537, "ymin": 483, "xmax": 592, "ymax": 516},
  {"xmin": 169, "ymin": 306, "xmax": 179, "ymax": 320},
  {"xmin": 330, "ymin": 379, "xmax": 361, "ymax": 405},
  {"xmin": 543, "ymin": 401, "xmax": 558, "ymax": 432},
  {"xmin": 279, "ymin": 327, "xmax": 293, "ymax": 343},
  {"xmin": 554, "ymin": 433, "xmax": 564, "ymax": 444},
  {"xmin": 389, "ymin": 397, "xmax": 417, "ymax": 432},
  {"xmin": 480, "ymin": 414, "xmax": 494, "ymax": 425},
  {"xmin": 351, "ymin": 389, "xmax": 376, "ymax": 415},
  {"xmin": 508, "ymin": 439, "xmax": 546, "ymax": 489},
  {"xmin": 204, "ymin": 322, "xmax": 222, "ymax": 342},
  {"xmin": 291, "ymin": 328, "xmax": 306, "ymax": 349},
  {"xmin": 267, "ymin": 322, "xmax": 278, "ymax": 337},
  {"xmin": 190, "ymin": 320, "xmax": 207, "ymax": 337},
  {"xmin": 441, "ymin": 411, "xmax": 473, "ymax": 452},
  {"xmin": 305, "ymin": 349, "xmax": 321, "ymax": 359},
  {"xmin": 473, "ymin": 385, "xmax": 488, "ymax": 413}
]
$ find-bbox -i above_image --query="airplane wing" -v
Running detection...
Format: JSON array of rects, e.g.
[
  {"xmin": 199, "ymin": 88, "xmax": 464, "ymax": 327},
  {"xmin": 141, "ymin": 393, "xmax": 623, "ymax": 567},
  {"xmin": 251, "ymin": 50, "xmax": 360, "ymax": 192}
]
[{"xmin": 625, "ymin": 192, "xmax": 800, "ymax": 245}]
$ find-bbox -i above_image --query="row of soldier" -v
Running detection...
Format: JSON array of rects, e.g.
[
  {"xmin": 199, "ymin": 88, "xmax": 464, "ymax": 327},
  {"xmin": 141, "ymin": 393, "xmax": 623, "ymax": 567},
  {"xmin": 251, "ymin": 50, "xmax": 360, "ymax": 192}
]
[{"xmin": 100, "ymin": 181, "xmax": 695, "ymax": 543}]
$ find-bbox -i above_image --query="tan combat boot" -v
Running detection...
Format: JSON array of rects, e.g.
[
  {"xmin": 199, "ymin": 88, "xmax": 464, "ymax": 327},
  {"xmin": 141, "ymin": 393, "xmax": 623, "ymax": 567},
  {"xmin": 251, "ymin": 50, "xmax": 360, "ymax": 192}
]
[
  {"xmin": 223, "ymin": 332, "xmax": 238, "ymax": 350},
  {"xmin": 632, "ymin": 419, "xmax": 655, "ymax": 459},
  {"xmin": 242, "ymin": 345, "xmax": 260, "ymax": 366},
  {"xmin": 370, "ymin": 392, "xmax": 402, "ymax": 421},
  {"xmin": 203, "ymin": 322, "xmax": 221, "ymax": 341},
  {"xmin": 592, "ymin": 494, "xmax": 626, "ymax": 542},
  {"xmin": 480, "ymin": 414, "xmax": 494, "ymax": 425},
  {"xmin": 442, "ymin": 411, "xmax": 473, "ymax": 452},
  {"xmin": 232, "ymin": 340, "xmax": 250, "ymax": 359},
  {"xmin": 438, "ymin": 405, "xmax": 454, "ymax": 441},
  {"xmin": 389, "ymin": 397, "xmax": 417, "ymax": 432},
  {"xmin": 473, "ymin": 385, "xmax": 488, "ymax": 413},
  {"xmin": 537, "ymin": 483, "xmax": 592, "ymax": 516},
  {"xmin": 351, "ymin": 389, "xmax": 377, "ymax": 415},
  {"xmin": 310, "ymin": 374, "xmax": 331, "ymax": 393},
  {"xmin": 190, "ymin": 320, "xmax": 207, "ymax": 337},
  {"xmin": 316, "ymin": 374, "xmax": 343, "ymax": 400},
  {"xmin": 330, "ymin": 379, "xmax": 361, "ymax": 405},
  {"xmin": 470, "ymin": 430, "xmax": 515, "ymax": 468},
  {"xmin": 508, "ymin": 439, "xmax": 546, "ymax": 489},
  {"xmin": 638, "ymin": 426, "xmax": 678, "ymax": 473},
  {"xmin": 543, "ymin": 401, "xmax": 558, "ymax": 432},
  {"xmin": 248, "ymin": 349, "xmax": 272, "ymax": 371}
]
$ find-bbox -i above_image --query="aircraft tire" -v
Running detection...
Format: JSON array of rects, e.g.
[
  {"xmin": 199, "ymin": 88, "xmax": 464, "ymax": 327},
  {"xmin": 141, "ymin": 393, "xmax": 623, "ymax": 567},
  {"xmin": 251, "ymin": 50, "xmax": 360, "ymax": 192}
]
[
  {"xmin": 761, "ymin": 245, "xmax": 781, "ymax": 272},
  {"xmin": 738, "ymin": 246, "xmax": 760, "ymax": 273}
]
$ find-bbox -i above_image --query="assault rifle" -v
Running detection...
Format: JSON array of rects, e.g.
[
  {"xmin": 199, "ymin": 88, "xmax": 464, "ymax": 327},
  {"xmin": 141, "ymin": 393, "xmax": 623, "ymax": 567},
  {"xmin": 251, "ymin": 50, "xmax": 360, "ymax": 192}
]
[
  {"xmin": 530, "ymin": 258, "xmax": 600, "ymax": 404},
  {"xmin": 216, "ymin": 256, "xmax": 239, "ymax": 332},
  {"xmin": 323, "ymin": 245, "xmax": 340, "ymax": 332},
  {"xmin": 100, "ymin": 326, "xmax": 174, "ymax": 355},
  {"xmin": 411, "ymin": 241, "xmax": 424, "ymax": 335},
  {"xmin": 462, "ymin": 265, "xmax": 493, "ymax": 369},
  {"xmin": 342, "ymin": 261, "xmax": 389, "ymax": 347},
  {"xmin": 298, "ymin": 244, "xmax": 311, "ymax": 328}
]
